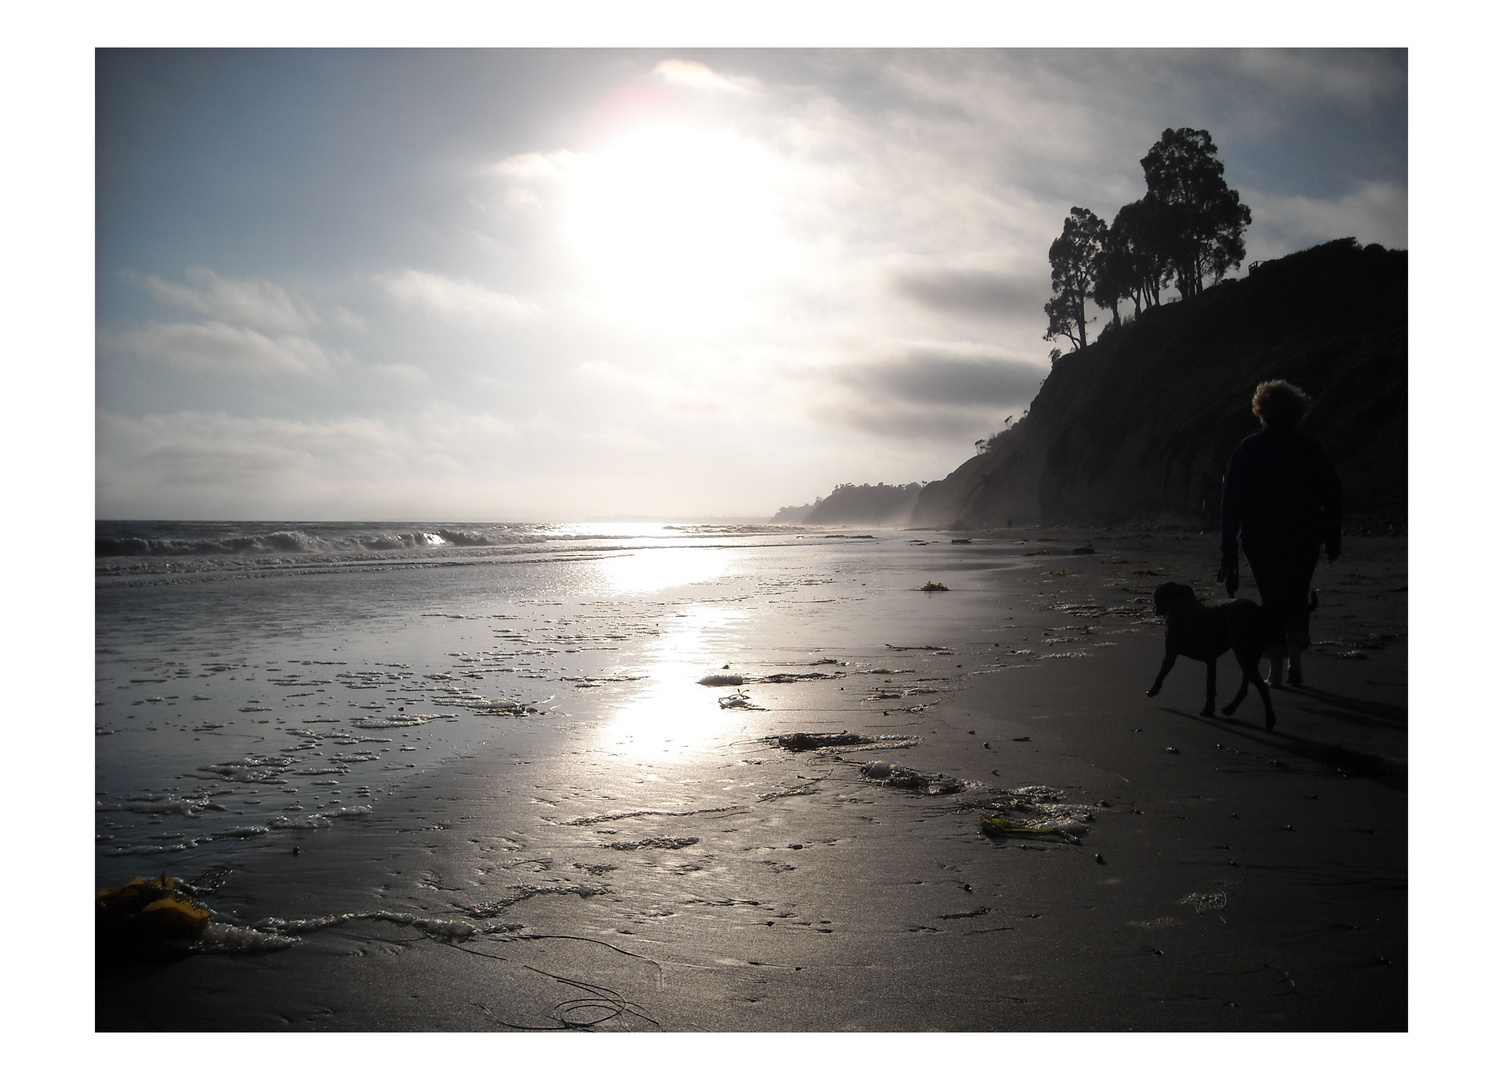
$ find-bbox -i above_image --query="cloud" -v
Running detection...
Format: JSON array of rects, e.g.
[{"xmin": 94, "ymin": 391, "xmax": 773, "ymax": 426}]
[
  {"xmin": 369, "ymin": 362, "xmax": 429, "ymax": 383},
  {"xmin": 823, "ymin": 398, "xmax": 1024, "ymax": 443},
  {"xmin": 1245, "ymin": 180, "xmax": 1408, "ymax": 260},
  {"xmin": 380, "ymin": 269, "xmax": 541, "ymax": 323},
  {"xmin": 653, "ymin": 59, "xmax": 753, "ymax": 95},
  {"xmin": 814, "ymin": 351, "xmax": 1047, "ymax": 441},
  {"xmin": 100, "ymin": 411, "xmax": 328, "ymax": 490},
  {"xmin": 112, "ymin": 321, "xmax": 348, "ymax": 378},
  {"xmin": 95, "ymin": 407, "xmax": 529, "ymax": 519},
  {"xmin": 123, "ymin": 265, "xmax": 320, "ymax": 334},
  {"xmin": 891, "ymin": 268, "xmax": 1046, "ymax": 320},
  {"xmin": 856, "ymin": 352, "xmax": 1048, "ymax": 407},
  {"xmin": 488, "ymin": 149, "xmax": 581, "ymax": 210},
  {"xmin": 1227, "ymin": 49, "xmax": 1406, "ymax": 113}
]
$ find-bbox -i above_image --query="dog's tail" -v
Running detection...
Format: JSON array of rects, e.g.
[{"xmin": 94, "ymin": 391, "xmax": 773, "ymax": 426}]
[{"xmin": 1307, "ymin": 590, "xmax": 1319, "ymax": 614}]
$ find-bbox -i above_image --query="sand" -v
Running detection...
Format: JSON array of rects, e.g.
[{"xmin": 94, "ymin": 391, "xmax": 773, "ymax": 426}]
[{"xmin": 95, "ymin": 530, "xmax": 1407, "ymax": 1032}]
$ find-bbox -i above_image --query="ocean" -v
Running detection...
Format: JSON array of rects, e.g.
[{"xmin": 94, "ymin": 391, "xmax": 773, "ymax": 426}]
[{"xmin": 95, "ymin": 520, "xmax": 1051, "ymax": 890}]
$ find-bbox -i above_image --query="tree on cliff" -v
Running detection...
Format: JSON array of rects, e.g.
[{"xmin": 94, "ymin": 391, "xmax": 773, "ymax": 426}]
[
  {"xmin": 1140, "ymin": 127, "xmax": 1252, "ymax": 300},
  {"xmin": 1091, "ymin": 221, "xmax": 1131, "ymax": 329},
  {"xmin": 1041, "ymin": 129, "xmax": 1249, "ymax": 344},
  {"xmin": 1044, "ymin": 206, "xmax": 1107, "ymax": 351},
  {"xmin": 1095, "ymin": 198, "xmax": 1173, "ymax": 321}
]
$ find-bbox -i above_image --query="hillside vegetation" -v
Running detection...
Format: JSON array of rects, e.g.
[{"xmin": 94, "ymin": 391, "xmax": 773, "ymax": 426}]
[
  {"xmin": 772, "ymin": 482, "xmax": 926, "ymax": 526},
  {"xmin": 910, "ymin": 239, "xmax": 1406, "ymax": 531}
]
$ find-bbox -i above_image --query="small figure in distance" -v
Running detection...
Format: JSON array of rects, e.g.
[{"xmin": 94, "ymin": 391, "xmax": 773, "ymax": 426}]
[{"xmin": 1217, "ymin": 379, "xmax": 1342, "ymax": 689}]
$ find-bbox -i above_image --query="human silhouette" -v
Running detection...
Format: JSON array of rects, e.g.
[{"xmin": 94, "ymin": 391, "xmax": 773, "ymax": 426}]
[{"xmin": 1217, "ymin": 380, "xmax": 1342, "ymax": 688}]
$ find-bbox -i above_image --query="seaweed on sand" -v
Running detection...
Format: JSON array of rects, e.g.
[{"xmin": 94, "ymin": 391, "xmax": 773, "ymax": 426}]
[
  {"xmin": 773, "ymin": 731, "xmax": 922, "ymax": 752},
  {"xmin": 860, "ymin": 760, "xmax": 968, "ymax": 795},
  {"xmin": 777, "ymin": 731, "xmax": 867, "ymax": 751},
  {"xmin": 979, "ymin": 816, "xmax": 1080, "ymax": 843},
  {"xmin": 97, "ymin": 874, "xmax": 210, "ymax": 957},
  {"xmin": 756, "ymin": 671, "xmax": 843, "ymax": 683},
  {"xmin": 606, "ymin": 836, "xmax": 700, "ymax": 851}
]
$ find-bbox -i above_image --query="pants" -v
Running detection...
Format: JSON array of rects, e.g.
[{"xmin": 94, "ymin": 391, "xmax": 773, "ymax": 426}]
[{"xmin": 1242, "ymin": 543, "xmax": 1321, "ymax": 657}]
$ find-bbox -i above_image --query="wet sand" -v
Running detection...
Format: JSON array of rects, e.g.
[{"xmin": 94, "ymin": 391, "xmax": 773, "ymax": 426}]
[{"xmin": 95, "ymin": 530, "xmax": 1407, "ymax": 1032}]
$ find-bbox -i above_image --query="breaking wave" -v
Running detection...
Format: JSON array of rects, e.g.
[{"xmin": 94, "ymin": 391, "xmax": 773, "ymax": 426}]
[{"xmin": 95, "ymin": 522, "xmax": 541, "ymax": 559}]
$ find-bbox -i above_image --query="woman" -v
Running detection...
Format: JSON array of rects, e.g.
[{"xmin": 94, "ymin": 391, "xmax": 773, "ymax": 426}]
[{"xmin": 1218, "ymin": 380, "xmax": 1343, "ymax": 688}]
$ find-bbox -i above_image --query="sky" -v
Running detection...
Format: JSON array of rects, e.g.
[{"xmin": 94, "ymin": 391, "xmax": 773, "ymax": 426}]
[{"xmin": 95, "ymin": 48, "xmax": 1408, "ymax": 522}]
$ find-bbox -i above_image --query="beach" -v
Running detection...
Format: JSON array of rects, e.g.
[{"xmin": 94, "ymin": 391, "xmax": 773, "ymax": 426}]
[{"xmin": 94, "ymin": 523, "xmax": 1407, "ymax": 1031}]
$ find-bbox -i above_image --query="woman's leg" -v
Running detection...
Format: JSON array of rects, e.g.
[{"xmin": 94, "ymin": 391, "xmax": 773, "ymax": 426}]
[
  {"xmin": 1241, "ymin": 544, "xmax": 1289, "ymax": 687},
  {"xmin": 1284, "ymin": 546, "xmax": 1321, "ymax": 686},
  {"xmin": 1244, "ymin": 544, "xmax": 1323, "ymax": 687}
]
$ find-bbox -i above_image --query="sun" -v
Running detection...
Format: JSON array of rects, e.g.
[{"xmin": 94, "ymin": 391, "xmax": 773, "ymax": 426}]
[{"xmin": 567, "ymin": 125, "xmax": 786, "ymax": 328}]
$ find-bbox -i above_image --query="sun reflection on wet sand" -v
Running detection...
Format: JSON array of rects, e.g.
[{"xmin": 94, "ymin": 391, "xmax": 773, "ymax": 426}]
[
  {"xmin": 599, "ymin": 543, "xmax": 735, "ymax": 596},
  {"xmin": 601, "ymin": 605, "xmax": 748, "ymax": 759}
]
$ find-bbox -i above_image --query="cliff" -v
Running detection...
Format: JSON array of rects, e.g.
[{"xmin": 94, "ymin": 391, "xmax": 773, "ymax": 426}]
[
  {"xmin": 773, "ymin": 482, "xmax": 926, "ymax": 526},
  {"xmin": 909, "ymin": 239, "xmax": 1406, "ymax": 531}
]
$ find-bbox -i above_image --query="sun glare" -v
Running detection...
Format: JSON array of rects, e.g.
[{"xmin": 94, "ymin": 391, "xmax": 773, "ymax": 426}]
[
  {"xmin": 599, "ymin": 606, "xmax": 749, "ymax": 759},
  {"xmin": 568, "ymin": 126, "xmax": 785, "ymax": 327},
  {"xmin": 599, "ymin": 545, "xmax": 734, "ymax": 595}
]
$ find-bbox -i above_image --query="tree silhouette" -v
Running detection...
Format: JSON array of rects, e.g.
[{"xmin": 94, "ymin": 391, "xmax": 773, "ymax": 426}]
[
  {"xmin": 1044, "ymin": 206, "xmax": 1107, "ymax": 352},
  {"xmin": 1093, "ymin": 204, "xmax": 1167, "ymax": 327},
  {"xmin": 1091, "ymin": 223, "xmax": 1131, "ymax": 329},
  {"xmin": 1108, "ymin": 198, "xmax": 1174, "ymax": 315},
  {"xmin": 1140, "ymin": 128, "xmax": 1251, "ymax": 300},
  {"xmin": 1041, "ymin": 129, "xmax": 1251, "ymax": 344}
]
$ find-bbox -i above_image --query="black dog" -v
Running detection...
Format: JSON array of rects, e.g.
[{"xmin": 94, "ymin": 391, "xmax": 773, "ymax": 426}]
[{"xmin": 1145, "ymin": 581, "xmax": 1288, "ymax": 730}]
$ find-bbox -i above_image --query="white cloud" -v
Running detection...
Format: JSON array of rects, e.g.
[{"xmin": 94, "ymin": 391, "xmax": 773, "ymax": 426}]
[
  {"xmin": 380, "ymin": 269, "xmax": 541, "ymax": 323},
  {"xmin": 124, "ymin": 265, "xmax": 320, "ymax": 334},
  {"xmin": 112, "ymin": 321, "xmax": 349, "ymax": 378},
  {"xmin": 653, "ymin": 59, "xmax": 753, "ymax": 95},
  {"xmin": 328, "ymin": 305, "xmax": 368, "ymax": 333},
  {"xmin": 493, "ymin": 149, "xmax": 578, "ymax": 182},
  {"xmin": 489, "ymin": 149, "xmax": 581, "ymax": 210},
  {"xmin": 369, "ymin": 362, "xmax": 429, "ymax": 383}
]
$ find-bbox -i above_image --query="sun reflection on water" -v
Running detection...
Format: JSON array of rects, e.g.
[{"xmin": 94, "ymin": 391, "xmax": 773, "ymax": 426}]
[{"xmin": 601, "ymin": 605, "xmax": 748, "ymax": 760}]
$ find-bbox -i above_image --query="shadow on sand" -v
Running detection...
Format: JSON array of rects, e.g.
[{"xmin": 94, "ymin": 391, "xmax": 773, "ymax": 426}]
[{"xmin": 1169, "ymin": 704, "xmax": 1406, "ymax": 793}]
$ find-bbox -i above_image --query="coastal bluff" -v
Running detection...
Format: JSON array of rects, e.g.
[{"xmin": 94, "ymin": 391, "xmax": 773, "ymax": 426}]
[
  {"xmin": 772, "ymin": 482, "xmax": 925, "ymax": 526},
  {"xmin": 909, "ymin": 239, "xmax": 1406, "ymax": 531}
]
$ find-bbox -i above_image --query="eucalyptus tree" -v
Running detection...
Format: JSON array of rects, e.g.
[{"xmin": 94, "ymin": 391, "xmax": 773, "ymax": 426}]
[
  {"xmin": 1044, "ymin": 206, "xmax": 1107, "ymax": 352},
  {"xmin": 1140, "ymin": 128, "xmax": 1252, "ymax": 300}
]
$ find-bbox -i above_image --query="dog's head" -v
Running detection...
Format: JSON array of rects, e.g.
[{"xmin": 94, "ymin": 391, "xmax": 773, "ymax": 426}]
[{"xmin": 1151, "ymin": 581, "xmax": 1196, "ymax": 617}]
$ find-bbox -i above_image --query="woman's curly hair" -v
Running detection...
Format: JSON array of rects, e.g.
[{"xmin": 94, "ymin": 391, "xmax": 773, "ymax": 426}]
[{"xmin": 1252, "ymin": 379, "xmax": 1311, "ymax": 428}]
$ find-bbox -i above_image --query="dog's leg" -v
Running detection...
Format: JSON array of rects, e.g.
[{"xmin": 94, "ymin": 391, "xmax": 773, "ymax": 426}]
[
  {"xmin": 1221, "ymin": 673, "xmax": 1249, "ymax": 716},
  {"xmin": 1200, "ymin": 657, "xmax": 1217, "ymax": 718},
  {"xmin": 1254, "ymin": 673, "xmax": 1276, "ymax": 730},
  {"xmin": 1147, "ymin": 653, "xmax": 1176, "ymax": 697},
  {"xmin": 1230, "ymin": 646, "xmax": 1276, "ymax": 729}
]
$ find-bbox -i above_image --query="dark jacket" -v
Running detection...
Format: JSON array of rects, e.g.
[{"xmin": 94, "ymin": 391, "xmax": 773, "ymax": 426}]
[{"xmin": 1219, "ymin": 427, "xmax": 1342, "ymax": 556}]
